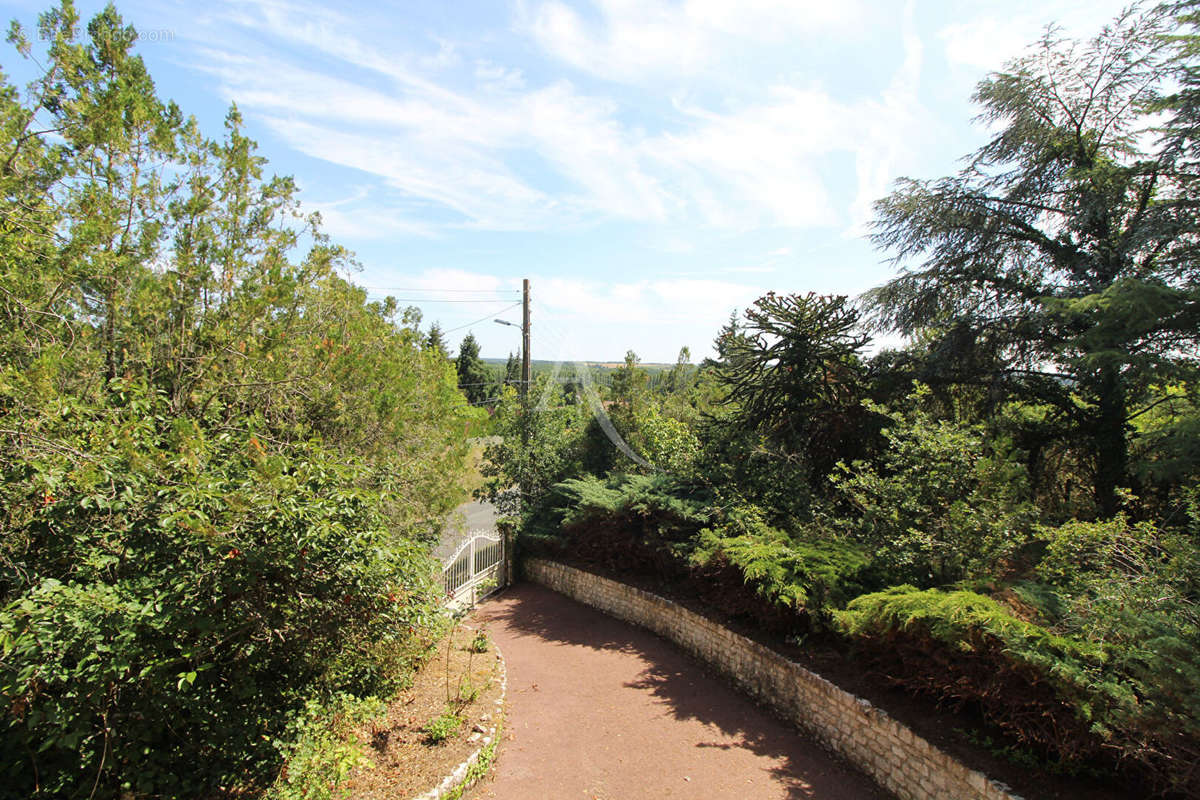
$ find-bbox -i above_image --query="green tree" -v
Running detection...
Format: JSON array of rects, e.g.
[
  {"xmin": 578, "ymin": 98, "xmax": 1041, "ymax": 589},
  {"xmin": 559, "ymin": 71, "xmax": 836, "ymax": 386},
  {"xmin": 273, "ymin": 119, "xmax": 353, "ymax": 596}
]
[
  {"xmin": 604, "ymin": 350, "xmax": 652, "ymax": 470},
  {"xmin": 714, "ymin": 309, "xmax": 741, "ymax": 363},
  {"xmin": 455, "ymin": 333, "xmax": 491, "ymax": 405},
  {"xmin": 0, "ymin": 5, "xmax": 470, "ymax": 795},
  {"xmin": 425, "ymin": 322, "xmax": 449, "ymax": 359},
  {"xmin": 610, "ymin": 350, "xmax": 649, "ymax": 411},
  {"xmin": 712, "ymin": 293, "xmax": 871, "ymax": 483},
  {"xmin": 663, "ymin": 346, "xmax": 693, "ymax": 394},
  {"xmin": 833, "ymin": 390, "xmax": 1035, "ymax": 586},
  {"xmin": 478, "ymin": 380, "xmax": 588, "ymax": 518},
  {"xmin": 866, "ymin": 8, "xmax": 1200, "ymax": 516},
  {"xmin": 503, "ymin": 351, "xmax": 521, "ymax": 387}
]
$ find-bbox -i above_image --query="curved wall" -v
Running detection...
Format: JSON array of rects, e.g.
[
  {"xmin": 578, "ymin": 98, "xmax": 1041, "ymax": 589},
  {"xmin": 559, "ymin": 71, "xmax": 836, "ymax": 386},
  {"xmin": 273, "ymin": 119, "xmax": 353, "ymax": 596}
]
[{"xmin": 524, "ymin": 558, "xmax": 1024, "ymax": 800}]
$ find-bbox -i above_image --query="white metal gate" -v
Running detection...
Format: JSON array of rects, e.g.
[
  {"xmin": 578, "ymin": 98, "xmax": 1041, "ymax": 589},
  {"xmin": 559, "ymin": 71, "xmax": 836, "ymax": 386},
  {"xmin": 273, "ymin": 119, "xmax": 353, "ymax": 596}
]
[{"xmin": 442, "ymin": 530, "xmax": 505, "ymax": 608}]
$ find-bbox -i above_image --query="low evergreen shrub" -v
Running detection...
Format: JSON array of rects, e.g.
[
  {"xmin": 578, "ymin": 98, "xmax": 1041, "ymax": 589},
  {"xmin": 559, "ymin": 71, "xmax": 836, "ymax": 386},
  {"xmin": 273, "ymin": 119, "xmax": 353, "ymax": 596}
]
[
  {"xmin": 528, "ymin": 475, "xmax": 869, "ymax": 629},
  {"xmin": 836, "ymin": 581, "xmax": 1200, "ymax": 796}
]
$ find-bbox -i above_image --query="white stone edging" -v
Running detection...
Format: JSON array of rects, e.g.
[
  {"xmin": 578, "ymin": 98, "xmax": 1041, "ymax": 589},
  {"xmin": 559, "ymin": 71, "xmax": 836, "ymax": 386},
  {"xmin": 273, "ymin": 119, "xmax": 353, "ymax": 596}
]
[
  {"xmin": 524, "ymin": 558, "xmax": 1024, "ymax": 800},
  {"xmin": 410, "ymin": 639, "xmax": 507, "ymax": 800}
]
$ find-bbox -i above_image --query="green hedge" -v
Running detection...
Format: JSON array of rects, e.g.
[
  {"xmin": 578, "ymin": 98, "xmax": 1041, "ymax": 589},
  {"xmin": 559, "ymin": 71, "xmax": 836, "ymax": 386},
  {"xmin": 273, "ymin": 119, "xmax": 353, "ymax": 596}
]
[
  {"xmin": 0, "ymin": 391, "xmax": 447, "ymax": 797},
  {"xmin": 836, "ymin": 584, "xmax": 1199, "ymax": 795}
]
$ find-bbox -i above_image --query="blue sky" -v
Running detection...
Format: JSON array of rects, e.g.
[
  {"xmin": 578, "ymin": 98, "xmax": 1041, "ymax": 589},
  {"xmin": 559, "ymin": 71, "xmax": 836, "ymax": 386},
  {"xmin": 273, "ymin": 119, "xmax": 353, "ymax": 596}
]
[{"xmin": 4, "ymin": 0, "xmax": 1134, "ymax": 362}]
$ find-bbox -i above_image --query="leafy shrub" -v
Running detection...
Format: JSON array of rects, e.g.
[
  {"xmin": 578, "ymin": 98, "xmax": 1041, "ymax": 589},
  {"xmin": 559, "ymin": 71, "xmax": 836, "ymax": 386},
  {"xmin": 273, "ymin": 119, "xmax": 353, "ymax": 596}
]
[
  {"xmin": 1035, "ymin": 516, "xmax": 1200, "ymax": 794},
  {"xmin": 837, "ymin": 578, "xmax": 1200, "ymax": 796},
  {"xmin": 635, "ymin": 405, "xmax": 701, "ymax": 473},
  {"xmin": 692, "ymin": 505, "xmax": 871, "ymax": 622},
  {"xmin": 555, "ymin": 473, "xmax": 709, "ymax": 532},
  {"xmin": 265, "ymin": 695, "xmax": 383, "ymax": 800},
  {"xmin": 524, "ymin": 473, "xmax": 710, "ymax": 576},
  {"xmin": 0, "ymin": 389, "xmax": 448, "ymax": 796},
  {"xmin": 478, "ymin": 380, "xmax": 590, "ymax": 519},
  {"xmin": 0, "ymin": 7, "xmax": 470, "ymax": 795},
  {"xmin": 421, "ymin": 710, "xmax": 463, "ymax": 744},
  {"xmin": 832, "ymin": 393, "xmax": 1035, "ymax": 586},
  {"xmin": 469, "ymin": 630, "xmax": 491, "ymax": 654},
  {"xmin": 836, "ymin": 587, "xmax": 1119, "ymax": 755},
  {"xmin": 529, "ymin": 475, "xmax": 869, "ymax": 630}
]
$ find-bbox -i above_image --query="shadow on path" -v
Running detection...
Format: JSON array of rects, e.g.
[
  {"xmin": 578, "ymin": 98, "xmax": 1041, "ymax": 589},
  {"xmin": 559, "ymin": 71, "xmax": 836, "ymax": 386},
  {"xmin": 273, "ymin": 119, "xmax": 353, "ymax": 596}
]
[{"xmin": 471, "ymin": 582, "xmax": 888, "ymax": 800}]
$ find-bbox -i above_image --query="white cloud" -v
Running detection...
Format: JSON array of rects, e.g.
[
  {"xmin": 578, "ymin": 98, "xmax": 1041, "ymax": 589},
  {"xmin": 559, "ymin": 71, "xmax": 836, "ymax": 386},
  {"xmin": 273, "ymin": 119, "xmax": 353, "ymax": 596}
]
[
  {"xmin": 397, "ymin": 269, "xmax": 517, "ymax": 294},
  {"xmin": 532, "ymin": 274, "xmax": 770, "ymax": 360},
  {"xmin": 373, "ymin": 268, "xmax": 768, "ymax": 360},
  {"xmin": 847, "ymin": 0, "xmax": 924, "ymax": 235},
  {"xmin": 938, "ymin": 17, "xmax": 1039, "ymax": 73},
  {"xmin": 937, "ymin": 0, "xmax": 1137, "ymax": 74},
  {"xmin": 183, "ymin": 0, "xmax": 927, "ymax": 236},
  {"xmin": 525, "ymin": 0, "xmax": 865, "ymax": 82},
  {"xmin": 650, "ymin": 86, "xmax": 844, "ymax": 228},
  {"xmin": 304, "ymin": 189, "xmax": 438, "ymax": 240},
  {"xmin": 261, "ymin": 115, "xmax": 558, "ymax": 229}
]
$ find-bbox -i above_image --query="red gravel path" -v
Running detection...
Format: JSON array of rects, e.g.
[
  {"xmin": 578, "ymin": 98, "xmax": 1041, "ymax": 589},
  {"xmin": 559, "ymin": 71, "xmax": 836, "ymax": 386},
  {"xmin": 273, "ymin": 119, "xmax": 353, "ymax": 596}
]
[{"xmin": 468, "ymin": 583, "xmax": 891, "ymax": 800}]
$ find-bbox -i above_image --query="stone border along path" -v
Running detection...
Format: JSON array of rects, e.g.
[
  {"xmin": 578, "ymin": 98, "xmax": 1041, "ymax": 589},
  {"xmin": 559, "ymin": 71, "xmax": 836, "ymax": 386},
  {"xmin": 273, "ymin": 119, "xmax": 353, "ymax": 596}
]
[
  {"xmin": 522, "ymin": 559, "xmax": 1025, "ymax": 800},
  {"xmin": 467, "ymin": 581, "xmax": 891, "ymax": 800},
  {"xmin": 412, "ymin": 640, "xmax": 508, "ymax": 800}
]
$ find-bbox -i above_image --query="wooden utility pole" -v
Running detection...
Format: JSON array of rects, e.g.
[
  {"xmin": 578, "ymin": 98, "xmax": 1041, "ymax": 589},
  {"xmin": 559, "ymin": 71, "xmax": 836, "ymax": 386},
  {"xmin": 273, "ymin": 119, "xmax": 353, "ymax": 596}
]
[
  {"xmin": 521, "ymin": 278, "xmax": 531, "ymax": 400},
  {"xmin": 510, "ymin": 278, "xmax": 531, "ymax": 588}
]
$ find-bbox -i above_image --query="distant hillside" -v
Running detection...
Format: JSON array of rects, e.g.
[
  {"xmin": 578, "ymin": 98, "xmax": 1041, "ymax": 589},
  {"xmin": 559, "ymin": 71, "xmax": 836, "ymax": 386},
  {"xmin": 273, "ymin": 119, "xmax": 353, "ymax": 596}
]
[{"xmin": 481, "ymin": 358, "xmax": 681, "ymax": 373}]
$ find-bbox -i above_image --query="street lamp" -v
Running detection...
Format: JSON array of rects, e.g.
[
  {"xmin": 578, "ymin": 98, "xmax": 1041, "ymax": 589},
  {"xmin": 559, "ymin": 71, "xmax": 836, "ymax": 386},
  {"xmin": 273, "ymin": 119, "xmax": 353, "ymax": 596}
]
[{"xmin": 493, "ymin": 319, "xmax": 526, "ymax": 400}]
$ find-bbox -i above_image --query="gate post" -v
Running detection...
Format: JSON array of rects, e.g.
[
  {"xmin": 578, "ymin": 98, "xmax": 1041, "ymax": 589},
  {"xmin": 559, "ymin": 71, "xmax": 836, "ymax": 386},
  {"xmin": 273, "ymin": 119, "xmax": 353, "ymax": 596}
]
[{"xmin": 469, "ymin": 536, "xmax": 477, "ymax": 605}]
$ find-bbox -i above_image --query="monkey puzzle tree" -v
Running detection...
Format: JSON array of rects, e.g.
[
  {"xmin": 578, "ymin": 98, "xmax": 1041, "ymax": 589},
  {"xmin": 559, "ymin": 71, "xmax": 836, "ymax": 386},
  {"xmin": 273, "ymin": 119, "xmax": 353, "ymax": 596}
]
[
  {"xmin": 866, "ymin": 8, "xmax": 1200, "ymax": 516},
  {"xmin": 704, "ymin": 293, "xmax": 872, "ymax": 520}
]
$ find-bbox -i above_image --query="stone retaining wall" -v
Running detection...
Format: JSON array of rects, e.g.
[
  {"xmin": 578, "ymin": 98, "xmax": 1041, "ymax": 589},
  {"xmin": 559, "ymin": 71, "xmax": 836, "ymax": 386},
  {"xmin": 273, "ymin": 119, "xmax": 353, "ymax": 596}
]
[{"xmin": 524, "ymin": 558, "xmax": 1023, "ymax": 800}]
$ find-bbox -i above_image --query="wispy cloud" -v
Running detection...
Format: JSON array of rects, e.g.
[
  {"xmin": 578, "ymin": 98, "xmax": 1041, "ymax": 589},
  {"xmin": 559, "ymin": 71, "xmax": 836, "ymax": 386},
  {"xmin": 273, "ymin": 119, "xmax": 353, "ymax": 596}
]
[
  {"xmin": 523, "ymin": 0, "xmax": 866, "ymax": 83},
  {"xmin": 179, "ymin": 0, "xmax": 927, "ymax": 236},
  {"xmin": 532, "ymin": 274, "xmax": 770, "ymax": 360},
  {"xmin": 303, "ymin": 188, "xmax": 439, "ymax": 240},
  {"xmin": 937, "ymin": 0, "xmax": 1137, "ymax": 74},
  {"xmin": 847, "ymin": 0, "xmax": 924, "ymax": 235},
  {"xmin": 358, "ymin": 267, "xmax": 767, "ymax": 360}
]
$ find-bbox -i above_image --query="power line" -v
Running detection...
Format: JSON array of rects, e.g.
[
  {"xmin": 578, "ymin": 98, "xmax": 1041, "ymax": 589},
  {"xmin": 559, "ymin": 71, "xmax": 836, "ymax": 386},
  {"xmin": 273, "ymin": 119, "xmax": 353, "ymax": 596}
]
[
  {"xmin": 357, "ymin": 285, "xmax": 521, "ymax": 294},
  {"xmin": 442, "ymin": 302, "xmax": 522, "ymax": 335},
  {"xmin": 457, "ymin": 380, "xmax": 531, "ymax": 388},
  {"xmin": 366, "ymin": 296, "xmax": 519, "ymax": 303}
]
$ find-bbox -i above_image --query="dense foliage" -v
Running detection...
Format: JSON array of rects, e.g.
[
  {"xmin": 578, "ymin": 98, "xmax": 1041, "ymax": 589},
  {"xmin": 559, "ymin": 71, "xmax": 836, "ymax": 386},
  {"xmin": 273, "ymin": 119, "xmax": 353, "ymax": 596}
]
[
  {"xmin": 866, "ymin": 7, "xmax": 1200, "ymax": 517},
  {"xmin": 0, "ymin": 4, "xmax": 473, "ymax": 796},
  {"xmin": 482, "ymin": 5, "xmax": 1200, "ymax": 796}
]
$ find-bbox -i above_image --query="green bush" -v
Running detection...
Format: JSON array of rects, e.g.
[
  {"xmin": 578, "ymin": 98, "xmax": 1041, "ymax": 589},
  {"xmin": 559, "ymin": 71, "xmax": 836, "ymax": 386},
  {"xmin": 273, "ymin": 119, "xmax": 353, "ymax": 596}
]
[
  {"xmin": 692, "ymin": 505, "xmax": 870, "ymax": 618},
  {"xmin": 832, "ymin": 393, "xmax": 1035, "ymax": 586},
  {"xmin": 0, "ymin": 6, "xmax": 470, "ymax": 795},
  {"xmin": 469, "ymin": 630, "xmax": 491, "ymax": 654},
  {"xmin": 531, "ymin": 475, "xmax": 868, "ymax": 626},
  {"xmin": 421, "ymin": 710, "xmax": 463, "ymax": 744},
  {"xmin": 527, "ymin": 473, "xmax": 710, "ymax": 567},
  {"xmin": 554, "ymin": 473, "xmax": 709, "ymax": 533},
  {"xmin": 265, "ymin": 695, "xmax": 383, "ymax": 800},
  {"xmin": 0, "ymin": 390, "xmax": 448, "ymax": 796},
  {"xmin": 836, "ymin": 577, "xmax": 1200, "ymax": 795},
  {"xmin": 478, "ymin": 379, "xmax": 591, "ymax": 519}
]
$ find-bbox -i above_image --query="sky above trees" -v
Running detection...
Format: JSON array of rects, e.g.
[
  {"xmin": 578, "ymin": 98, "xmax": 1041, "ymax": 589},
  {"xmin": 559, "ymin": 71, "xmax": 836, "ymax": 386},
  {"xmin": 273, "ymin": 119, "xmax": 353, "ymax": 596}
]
[{"xmin": 1, "ymin": 0, "xmax": 1135, "ymax": 361}]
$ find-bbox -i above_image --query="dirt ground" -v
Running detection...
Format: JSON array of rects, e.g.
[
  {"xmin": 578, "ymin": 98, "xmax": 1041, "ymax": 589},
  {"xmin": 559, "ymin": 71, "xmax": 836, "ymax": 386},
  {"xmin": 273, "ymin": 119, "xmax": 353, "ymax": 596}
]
[
  {"xmin": 467, "ymin": 583, "xmax": 890, "ymax": 800},
  {"xmin": 342, "ymin": 622, "xmax": 504, "ymax": 800}
]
